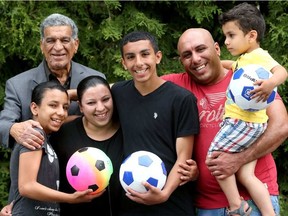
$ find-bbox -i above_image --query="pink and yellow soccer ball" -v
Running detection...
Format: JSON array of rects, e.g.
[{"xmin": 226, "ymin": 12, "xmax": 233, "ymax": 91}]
[{"xmin": 66, "ymin": 147, "xmax": 113, "ymax": 194}]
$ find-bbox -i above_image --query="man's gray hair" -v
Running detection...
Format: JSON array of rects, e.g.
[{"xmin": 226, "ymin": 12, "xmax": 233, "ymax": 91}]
[{"xmin": 40, "ymin": 13, "xmax": 78, "ymax": 40}]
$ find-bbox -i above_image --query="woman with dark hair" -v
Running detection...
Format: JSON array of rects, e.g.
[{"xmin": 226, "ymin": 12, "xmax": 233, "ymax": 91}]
[{"xmin": 51, "ymin": 75, "xmax": 123, "ymax": 216}]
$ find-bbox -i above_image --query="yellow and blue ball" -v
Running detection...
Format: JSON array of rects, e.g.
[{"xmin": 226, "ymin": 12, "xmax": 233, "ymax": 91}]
[{"xmin": 229, "ymin": 64, "xmax": 277, "ymax": 111}]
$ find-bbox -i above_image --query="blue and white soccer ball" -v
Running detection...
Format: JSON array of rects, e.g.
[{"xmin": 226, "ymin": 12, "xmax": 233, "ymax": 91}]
[
  {"xmin": 119, "ymin": 150, "xmax": 167, "ymax": 193},
  {"xmin": 228, "ymin": 64, "xmax": 277, "ymax": 111}
]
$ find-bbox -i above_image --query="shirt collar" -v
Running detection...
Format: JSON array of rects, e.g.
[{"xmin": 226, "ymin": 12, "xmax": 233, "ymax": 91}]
[{"xmin": 43, "ymin": 59, "xmax": 72, "ymax": 89}]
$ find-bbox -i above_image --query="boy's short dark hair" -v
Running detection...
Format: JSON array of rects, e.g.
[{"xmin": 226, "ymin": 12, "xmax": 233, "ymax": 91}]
[
  {"xmin": 219, "ymin": 2, "xmax": 266, "ymax": 42},
  {"xmin": 119, "ymin": 31, "xmax": 159, "ymax": 57}
]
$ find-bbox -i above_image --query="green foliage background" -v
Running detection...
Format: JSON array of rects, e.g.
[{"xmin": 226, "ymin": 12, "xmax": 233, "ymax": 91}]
[{"xmin": 0, "ymin": 0, "xmax": 287, "ymax": 212}]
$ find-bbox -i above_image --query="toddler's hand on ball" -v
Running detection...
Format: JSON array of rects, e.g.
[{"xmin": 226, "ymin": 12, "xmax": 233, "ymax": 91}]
[{"xmin": 251, "ymin": 79, "xmax": 275, "ymax": 102}]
